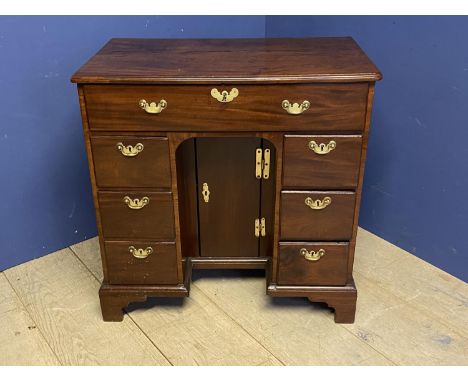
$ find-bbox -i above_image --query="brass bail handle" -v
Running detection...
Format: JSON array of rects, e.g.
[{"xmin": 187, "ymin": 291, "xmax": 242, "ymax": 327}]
[
  {"xmin": 139, "ymin": 99, "xmax": 167, "ymax": 114},
  {"xmin": 211, "ymin": 88, "xmax": 239, "ymax": 103},
  {"xmin": 123, "ymin": 196, "xmax": 150, "ymax": 210},
  {"xmin": 305, "ymin": 196, "xmax": 332, "ymax": 210},
  {"xmin": 308, "ymin": 140, "xmax": 336, "ymax": 155},
  {"xmin": 300, "ymin": 248, "xmax": 325, "ymax": 262},
  {"xmin": 282, "ymin": 100, "xmax": 310, "ymax": 115},
  {"xmin": 128, "ymin": 246, "xmax": 153, "ymax": 259}
]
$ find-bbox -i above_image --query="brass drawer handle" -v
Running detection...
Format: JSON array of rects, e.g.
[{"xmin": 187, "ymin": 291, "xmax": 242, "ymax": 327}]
[
  {"xmin": 116, "ymin": 142, "xmax": 144, "ymax": 157},
  {"xmin": 211, "ymin": 88, "xmax": 239, "ymax": 103},
  {"xmin": 123, "ymin": 196, "xmax": 149, "ymax": 209},
  {"xmin": 129, "ymin": 246, "xmax": 153, "ymax": 259},
  {"xmin": 139, "ymin": 99, "xmax": 167, "ymax": 114},
  {"xmin": 300, "ymin": 248, "xmax": 325, "ymax": 262},
  {"xmin": 282, "ymin": 100, "xmax": 310, "ymax": 115},
  {"xmin": 305, "ymin": 196, "xmax": 331, "ymax": 210},
  {"xmin": 308, "ymin": 140, "xmax": 336, "ymax": 155}
]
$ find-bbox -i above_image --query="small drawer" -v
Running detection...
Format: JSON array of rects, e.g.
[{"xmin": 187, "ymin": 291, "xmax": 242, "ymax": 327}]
[
  {"xmin": 91, "ymin": 136, "xmax": 171, "ymax": 189},
  {"xmin": 105, "ymin": 241, "xmax": 178, "ymax": 285},
  {"xmin": 283, "ymin": 135, "xmax": 362, "ymax": 189},
  {"xmin": 278, "ymin": 242, "xmax": 348, "ymax": 286},
  {"xmin": 280, "ymin": 191, "xmax": 355, "ymax": 241},
  {"xmin": 98, "ymin": 191, "xmax": 175, "ymax": 240},
  {"xmin": 84, "ymin": 83, "xmax": 367, "ymax": 132}
]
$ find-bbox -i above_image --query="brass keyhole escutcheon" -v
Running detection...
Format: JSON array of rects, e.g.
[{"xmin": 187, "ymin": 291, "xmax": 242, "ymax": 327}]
[{"xmin": 202, "ymin": 183, "xmax": 210, "ymax": 203}]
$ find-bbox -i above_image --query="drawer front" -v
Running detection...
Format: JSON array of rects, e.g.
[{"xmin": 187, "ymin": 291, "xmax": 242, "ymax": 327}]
[
  {"xmin": 280, "ymin": 191, "xmax": 355, "ymax": 240},
  {"xmin": 84, "ymin": 83, "xmax": 367, "ymax": 132},
  {"xmin": 105, "ymin": 241, "xmax": 178, "ymax": 285},
  {"xmin": 283, "ymin": 135, "xmax": 362, "ymax": 189},
  {"xmin": 278, "ymin": 242, "xmax": 348, "ymax": 286},
  {"xmin": 98, "ymin": 191, "xmax": 175, "ymax": 240},
  {"xmin": 91, "ymin": 136, "xmax": 171, "ymax": 189}
]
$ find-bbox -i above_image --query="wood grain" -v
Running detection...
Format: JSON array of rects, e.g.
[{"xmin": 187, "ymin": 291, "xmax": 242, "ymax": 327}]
[
  {"xmin": 71, "ymin": 240, "xmax": 281, "ymax": 365},
  {"xmin": 282, "ymin": 135, "xmax": 362, "ymax": 189},
  {"xmin": 0, "ymin": 273, "xmax": 60, "ymax": 365},
  {"xmin": 278, "ymin": 242, "xmax": 349, "ymax": 286},
  {"xmin": 83, "ymin": 83, "xmax": 368, "ymax": 132},
  {"xmin": 71, "ymin": 38, "xmax": 381, "ymax": 84},
  {"xmin": 98, "ymin": 191, "xmax": 175, "ymax": 240},
  {"xmin": 354, "ymin": 228, "xmax": 468, "ymax": 337},
  {"xmin": 4, "ymin": 249, "xmax": 170, "ymax": 365},
  {"xmin": 91, "ymin": 136, "xmax": 171, "ymax": 189},
  {"xmin": 104, "ymin": 241, "xmax": 178, "ymax": 285},
  {"xmin": 280, "ymin": 191, "xmax": 356, "ymax": 240},
  {"xmin": 349, "ymin": 274, "xmax": 468, "ymax": 365},
  {"xmin": 68, "ymin": 234, "xmax": 468, "ymax": 365},
  {"xmin": 194, "ymin": 270, "xmax": 391, "ymax": 365},
  {"xmin": 197, "ymin": 137, "xmax": 261, "ymax": 258}
]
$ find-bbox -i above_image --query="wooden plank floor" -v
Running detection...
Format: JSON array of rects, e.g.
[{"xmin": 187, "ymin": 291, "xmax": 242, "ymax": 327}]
[{"xmin": 1, "ymin": 228, "xmax": 467, "ymax": 365}]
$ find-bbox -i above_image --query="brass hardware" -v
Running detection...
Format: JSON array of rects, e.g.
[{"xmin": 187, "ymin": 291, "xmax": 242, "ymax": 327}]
[
  {"xmin": 123, "ymin": 196, "xmax": 150, "ymax": 210},
  {"xmin": 282, "ymin": 100, "xmax": 310, "ymax": 115},
  {"xmin": 254, "ymin": 218, "xmax": 260, "ymax": 238},
  {"xmin": 260, "ymin": 217, "xmax": 266, "ymax": 237},
  {"xmin": 300, "ymin": 248, "xmax": 325, "ymax": 262},
  {"xmin": 263, "ymin": 149, "xmax": 270, "ymax": 179},
  {"xmin": 255, "ymin": 149, "xmax": 263, "ymax": 179},
  {"xmin": 211, "ymin": 88, "xmax": 239, "ymax": 103},
  {"xmin": 202, "ymin": 183, "xmax": 210, "ymax": 203},
  {"xmin": 139, "ymin": 99, "xmax": 167, "ymax": 114},
  {"xmin": 254, "ymin": 218, "xmax": 266, "ymax": 238},
  {"xmin": 305, "ymin": 196, "xmax": 332, "ymax": 210},
  {"xmin": 255, "ymin": 148, "xmax": 271, "ymax": 179},
  {"xmin": 128, "ymin": 246, "xmax": 153, "ymax": 259},
  {"xmin": 308, "ymin": 140, "xmax": 336, "ymax": 155},
  {"xmin": 116, "ymin": 142, "xmax": 144, "ymax": 157}
]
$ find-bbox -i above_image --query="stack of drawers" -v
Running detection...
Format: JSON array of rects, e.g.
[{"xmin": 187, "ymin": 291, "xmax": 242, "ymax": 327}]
[
  {"xmin": 90, "ymin": 135, "xmax": 179, "ymax": 285},
  {"xmin": 278, "ymin": 134, "xmax": 363, "ymax": 286}
]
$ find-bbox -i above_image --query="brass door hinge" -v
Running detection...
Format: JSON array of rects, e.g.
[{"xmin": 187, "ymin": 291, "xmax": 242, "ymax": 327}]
[
  {"xmin": 254, "ymin": 217, "xmax": 266, "ymax": 238},
  {"xmin": 255, "ymin": 148, "xmax": 271, "ymax": 179}
]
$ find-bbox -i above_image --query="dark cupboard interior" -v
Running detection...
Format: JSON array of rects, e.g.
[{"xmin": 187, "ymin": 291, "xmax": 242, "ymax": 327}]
[{"xmin": 176, "ymin": 137, "xmax": 276, "ymax": 259}]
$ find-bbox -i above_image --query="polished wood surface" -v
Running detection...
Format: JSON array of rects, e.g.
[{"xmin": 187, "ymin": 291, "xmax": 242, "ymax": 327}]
[
  {"xmin": 84, "ymin": 83, "xmax": 368, "ymax": 132},
  {"xmin": 282, "ymin": 135, "xmax": 363, "ymax": 189},
  {"xmin": 197, "ymin": 138, "xmax": 261, "ymax": 258},
  {"xmin": 104, "ymin": 241, "xmax": 178, "ymax": 285},
  {"xmin": 73, "ymin": 37, "xmax": 382, "ymax": 324},
  {"xmin": 71, "ymin": 38, "xmax": 381, "ymax": 84},
  {"xmin": 278, "ymin": 242, "xmax": 349, "ymax": 286},
  {"xmin": 98, "ymin": 191, "xmax": 175, "ymax": 240},
  {"xmin": 91, "ymin": 136, "xmax": 171, "ymax": 189},
  {"xmin": 280, "ymin": 191, "xmax": 356, "ymax": 241}
]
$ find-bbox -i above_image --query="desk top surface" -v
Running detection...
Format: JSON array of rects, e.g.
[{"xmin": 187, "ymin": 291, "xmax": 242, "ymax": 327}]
[{"xmin": 71, "ymin": 37, "xmax": 381, "ymax": 84}]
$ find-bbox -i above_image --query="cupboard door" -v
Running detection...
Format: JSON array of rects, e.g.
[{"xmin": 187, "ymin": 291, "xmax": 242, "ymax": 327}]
[{"xmin": 197, "ymin": 138, "xmax": 261, "ymax": 258}]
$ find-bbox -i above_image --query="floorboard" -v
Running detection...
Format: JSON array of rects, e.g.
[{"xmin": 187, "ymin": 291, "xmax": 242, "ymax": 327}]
[
  {"xmin": 0, "ymin": 273, "xmax": 60, "ymax": 365},
  {"xmin": 4, "ymin": 250, "xmax": 170, "ymax": 365}
]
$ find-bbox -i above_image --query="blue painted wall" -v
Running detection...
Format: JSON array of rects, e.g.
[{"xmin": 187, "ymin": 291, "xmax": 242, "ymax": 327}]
[
  {"xmin": 0, "ymin": 16, "xmax": 265, "ymax": 271},
  {"xmin": 266, "ymin": 16, "xmax": 468, "ymax": 281}
]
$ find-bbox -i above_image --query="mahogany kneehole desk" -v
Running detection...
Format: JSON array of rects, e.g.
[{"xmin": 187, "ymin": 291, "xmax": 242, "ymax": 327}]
[{"xmin": 71, "ymin": 37, "xmax": 381, "ymax": 323}]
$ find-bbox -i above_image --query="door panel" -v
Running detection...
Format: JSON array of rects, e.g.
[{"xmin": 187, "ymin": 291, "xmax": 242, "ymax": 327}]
[{"xmin": 197, "ymin": 137, "xmax": 261, "ymax": 258}]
